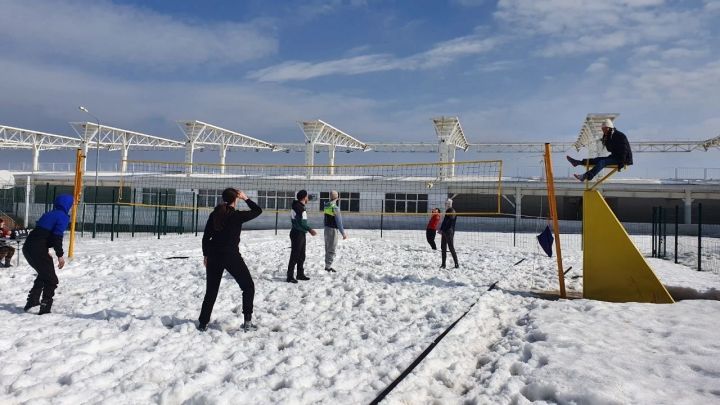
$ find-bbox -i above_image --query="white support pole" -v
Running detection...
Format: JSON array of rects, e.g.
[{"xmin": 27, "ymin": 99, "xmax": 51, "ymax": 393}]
[
  {"xmin": 185, "ymin": 140, "xmax": 195, "ymax": 175},
  {"xmin": 219, "ymin": 145, "xmax": 228, "ymax": 174},
  {"xmin": 515, "ymin": 187, "xmax": 523, "ymax": 220},
  {"xmin": 438, "ymin": 142, "xmax": 450, "ymax": 180},
  {"xmin": 305, "ymin": 141, "xmax": 315, "ymax": 178},
  {"xmin": 120, "ymin": 144, "xmax": 129, "ymax": 174},
  {"xmin": 82, "ymin": 142, "xmax": 90, "ymax": 172},
  {"xmin": 449, "ymin": 147, "xmax": 456, "ymax": 177},
  {"xmin": 684, "ymin": 189, "xmax": 693, "ymax": 224},
  {"xmin": 32, "ymin": 144, "xmax": 40, "ymax": 172},
  {"xmin": 328, "ymin": 145, "xmax": 336, "ymax": 176},
  {"xmin": 24, "ymin": 175, "xmax": 31, "ymax": 227}
]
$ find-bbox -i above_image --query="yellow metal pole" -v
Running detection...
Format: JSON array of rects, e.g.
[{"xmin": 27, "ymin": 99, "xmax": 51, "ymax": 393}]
[
  {"xmin": 68, "ymin": 148, "xmax": 85, "ymax": 258},
  {"xmin": 544, "ymin": 143, "xmax": 567, "ymax": 298}
]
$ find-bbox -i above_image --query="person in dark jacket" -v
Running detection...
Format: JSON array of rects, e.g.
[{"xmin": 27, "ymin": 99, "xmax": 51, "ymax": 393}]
[
  {"xmin": 199, "ymin": 188, "xmax": 262, "ymax": 332},
  {"xmin": 439, "ymin": 199, "xmax": 459, "ymax": 269},
  {"xmin": 287, "ymin": 190, "xmax": 317, "ymax": 283},
  {"xmin": 23, "ymin": 194, "xmax": 73, "ymax": 314},
  {"xmin": 567, "ymin": 118, "xmax": 633, "ymax": 181},
  {"xmin": 426, "ymin": 208, "xmax": 441, "ymax": 250}
]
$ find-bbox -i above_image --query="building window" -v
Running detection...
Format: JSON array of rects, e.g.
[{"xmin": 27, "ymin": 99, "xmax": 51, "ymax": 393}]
[
  {"xmin": 142, "ymin": 188, "xmax": 176, "ymax": 206},
  {"xmin": 319, "ymin": 192, "xmax": 360, "ymax": 212},
  {"xmin": 258, "ymin": 190, "xmax": 294, "ymax": 210},
  {"xmin": 384, "ymin": 193, "xmax": 428, "ymax": 213},
  {"xmin": 197, "ymin": 189, "xmax": 222, "ymax": 208}
]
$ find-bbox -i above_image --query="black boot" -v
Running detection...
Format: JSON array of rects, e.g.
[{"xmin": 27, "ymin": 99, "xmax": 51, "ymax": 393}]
[
  {"xmin": 4, "ymin": 258, "xmax": 11, "ymax": 267},
  {"xmin": 24, "ymin": 289, "xmax": 41, "ymax": 312},
  {"xmin": 24, "ymin": 299, "xmax": 40, "ymax": 312},
  {"xmin": 38, "ymin": 301, "xmax": 52, "ymax": 315}
]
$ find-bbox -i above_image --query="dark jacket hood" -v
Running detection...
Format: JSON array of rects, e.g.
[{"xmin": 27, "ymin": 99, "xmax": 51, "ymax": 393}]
[{"xmin": 54, "ymin": 194, "xmax": 74, "ymax": 215}]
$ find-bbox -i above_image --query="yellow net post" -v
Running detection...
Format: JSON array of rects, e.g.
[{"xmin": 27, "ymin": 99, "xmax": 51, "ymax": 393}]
[
  {"xmin": 68, "ymin": 148, "xmax": 85, "ymax": 258},
  {"xmin": 543, "ymin": 143, "xmax": 567, "ymax": 298}
]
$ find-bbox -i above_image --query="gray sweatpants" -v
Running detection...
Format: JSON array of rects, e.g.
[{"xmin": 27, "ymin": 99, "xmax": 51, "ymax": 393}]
[{"xmin": 324, "ymin": 226, "xmax": 339, "ymax": 269}]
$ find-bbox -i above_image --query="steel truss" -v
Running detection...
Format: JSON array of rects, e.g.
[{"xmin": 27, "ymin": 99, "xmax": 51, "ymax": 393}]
[
  {"xmin": 299, "ymin": 119, "xmax": 367, "ymax": 177},
  {"xmin": 70, "ymin": 122, "xmax": 184, "ymax": 173},
  {"xmin": 177, "ymin": 120, "xmax": 279, "ymax": 174},
  {"xmin": 0, "ymin": 125, "xmax": 83, "ymax": 171}
]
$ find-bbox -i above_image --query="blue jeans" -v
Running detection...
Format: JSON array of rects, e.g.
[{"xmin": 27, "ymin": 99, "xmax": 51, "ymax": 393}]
[{"xmin": 580, "ymin": 156, "xmax": 621, "ymax": 180}]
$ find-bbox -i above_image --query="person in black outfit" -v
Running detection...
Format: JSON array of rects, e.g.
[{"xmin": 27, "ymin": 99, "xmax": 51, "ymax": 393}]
[
  {"xmin": 567, "ymin": 118, "xmax": 633, "ymax": 181},
  {"xmin": 199, "ymin": 188, "xmax": 262, "ymax": 332},
  {"xmin": 287, "ymin": 190, "xmax": 317, "ymax": 283},
  {"xmin": 23, "ymin": 194, "xmax": 73, "ymax": 314},
  {"xmin": 439, "ymin": 198, "xmax": 459, "ymax": 269}
]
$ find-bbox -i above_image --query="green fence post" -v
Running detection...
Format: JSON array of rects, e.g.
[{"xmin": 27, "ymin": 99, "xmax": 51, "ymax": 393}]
[
  {"xmin": 697, "ymin": 203, "xmax": 702, "ymax": 271},
  {"xmin": 163, "ymin": 190, "xmax": 169, "ymax": 236},
  {"xmin": 131, "ymin": 189, "xmax": 136, "ymax": 237},
  {"xmin": 179, "ymin": 210, "xmax": 184, "ymax": 235},
  {"xmin": 194, "ymin": 197, "xmax": 199, "ymax": 237},
  {"xmin": 81, "ymin": 202, "xmax": 86, "ymax": 237},
  {"xmin": 674, "ymin": 205, "xmax": 679, "ymax": 264},
  {"xmin": 45, "ymin": 182, "xmax": 50, "ymax": 213},
  {"xmin": 156, "ymin": 190, "xmax": 161, "ymax": 239},
  {"xmin": 110, "ymin": 189, "xmax": 115, "ymax": 242},
  {"xmin": 191, "ymin": 192, "xmax": 196, "ymax": 236},
  {"xmin": 380, "ymin": 200, "xmax": 384, "ymax": 239}
]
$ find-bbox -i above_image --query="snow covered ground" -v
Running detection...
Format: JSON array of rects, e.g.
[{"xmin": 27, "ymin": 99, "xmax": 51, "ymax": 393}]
[{"xmin": 0, "ymin": 230, "xmax": 719, "ymax": 404}]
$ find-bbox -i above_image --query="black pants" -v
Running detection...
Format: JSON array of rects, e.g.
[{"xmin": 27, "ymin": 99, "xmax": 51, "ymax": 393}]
[
  {"xmin": 22, "ymin": 243, "xmax": 58, "ymax": 304},
  {"xmin": 199, "ymin": 251, "xmax": 255, "ymax": 325},
  {"xmin": 441, "ymin": 229, "xmax": 458, "ymax": 267},
  {"xmin": 288, "ymin": 230, "xmax": 307, "ymax": 279},
  {"xmin": 426, "ymin": 229, "xmax": 437, "ymax": 250}
]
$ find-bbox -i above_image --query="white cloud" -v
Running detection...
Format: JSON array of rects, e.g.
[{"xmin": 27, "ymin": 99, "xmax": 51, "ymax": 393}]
[
  {"xmin": 495, "ymin": 0, "xmax": 705, "ymax": 57},
  {"xmin": 705, "ymin": 0, "xmax": 720, "ymax": 12},
  {"xmin": 248, "ymin": 35, "xmax": 499, "ymax": 82},
  {"xmin": 586, "ymin": 57, "xmax": 609, "ymax": 73},
  {"xmin": 0, "ymin": 0, "xmax": 277, "ymax": 70}
]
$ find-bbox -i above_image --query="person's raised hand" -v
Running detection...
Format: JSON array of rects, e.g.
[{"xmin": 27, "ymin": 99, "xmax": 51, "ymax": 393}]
[{"xmin": 237, "ymin": 191, "xmax": 248, "ymax": 201}]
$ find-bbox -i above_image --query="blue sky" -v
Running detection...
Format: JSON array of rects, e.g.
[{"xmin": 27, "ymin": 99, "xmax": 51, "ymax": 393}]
[{"xmin": 1, "ymin": 0, "xmax": 719, "ymax": 173}]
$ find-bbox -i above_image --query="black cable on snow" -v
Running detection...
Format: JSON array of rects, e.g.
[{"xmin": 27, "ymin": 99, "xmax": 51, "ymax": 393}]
[{"xmin": 369, "ymin": 281, "xmax": 499, "ymax": 405}]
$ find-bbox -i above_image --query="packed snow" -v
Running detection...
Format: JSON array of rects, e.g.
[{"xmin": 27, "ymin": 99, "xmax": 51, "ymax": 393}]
[{"xmin": 1, "ymin": 230, "xmax": 719, "ymax": 404}]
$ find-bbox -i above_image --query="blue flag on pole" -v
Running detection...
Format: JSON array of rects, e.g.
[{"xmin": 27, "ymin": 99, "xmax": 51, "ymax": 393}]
[{"xmin": 537, "ymin": 225, "xmax": 554, "ymax": 257}]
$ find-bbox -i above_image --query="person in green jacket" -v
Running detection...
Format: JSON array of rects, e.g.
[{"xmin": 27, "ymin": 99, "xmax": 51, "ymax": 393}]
[{"xmin": 287, "ymin": 190, "xmax": 317, "ymax": 283}]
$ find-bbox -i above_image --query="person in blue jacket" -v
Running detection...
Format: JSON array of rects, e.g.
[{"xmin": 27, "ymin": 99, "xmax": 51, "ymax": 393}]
[{"xmin": 23, "ymin": 194, "xmax": 73, "ymax": 314}]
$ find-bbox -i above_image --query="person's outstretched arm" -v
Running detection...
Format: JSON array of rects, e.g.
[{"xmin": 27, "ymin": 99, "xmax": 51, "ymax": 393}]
[
  {"xmin": 334, "ymin": 205, "xmax": 346, "ymax": 237},
  {"xmin": 236, "ymin": 198, "xmax": 263, "ymax": 223}
]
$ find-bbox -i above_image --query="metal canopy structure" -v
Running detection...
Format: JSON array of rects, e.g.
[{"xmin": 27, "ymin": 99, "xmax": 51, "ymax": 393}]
[
  {"xmin": 177, "ymin": 120, "xmax": 279, "ymax": 174},
  {"xmin": 299, "ymin": 119, "xmax": 368, "ymax": 177},
  {"xmin": 70, "ymin": 122, "xmax": 184, "ymax": 173},
  {"xmin": 0, "ymin": 125, "xmax": 83, "ymax": 171},
  {"xmin": 433, "ymin": 116, "xmax": 470, "ymax": 178}
]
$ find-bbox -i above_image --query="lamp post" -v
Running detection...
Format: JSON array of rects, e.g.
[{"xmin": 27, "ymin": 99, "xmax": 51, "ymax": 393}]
[{"xmin": 79, "ymin": 106, "xmax": 101, "ymax": 238}]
